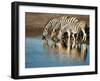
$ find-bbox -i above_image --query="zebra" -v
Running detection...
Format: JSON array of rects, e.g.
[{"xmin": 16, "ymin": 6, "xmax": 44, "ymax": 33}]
[
  {"xmin": 42, "ymin": 16, "xmax": 78, "ymax": 40},
  {"xmin": 42, "ymin": 16, "xmax": 68, "ymax": 45},
  {"xmin": 51, "ymin": 16, "xmax": 79, "ymax": 43},
  {"xmin": 58, "ymin": 20, "xmax": 87, "ymax": 42},
  {"xmin": 42, "ymin": 17, "xmax": 61, "ymax": 40},
  {"xmin": 49, "ymin": 16, "xmax": 80, "ymax": 48},
  {"xmin": 42, "ymin": 16, "xmax": 87, "ymax": 47},
  {"xmin": 42, "ymin": 16, "xmax": 63, "ymax": 47},
  {"xmin": 71, "ymin": 21, "xmax": 87, "ymax": 41}
]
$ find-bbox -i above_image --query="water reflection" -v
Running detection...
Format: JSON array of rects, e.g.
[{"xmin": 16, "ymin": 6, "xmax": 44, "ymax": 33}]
[
  {"xmin": 43, "ymin": 38, "xmax": 88, "ymax": 65},
  {"xmin": 25, "ymin": 37, "xmax": 89, "ymax": 68}
]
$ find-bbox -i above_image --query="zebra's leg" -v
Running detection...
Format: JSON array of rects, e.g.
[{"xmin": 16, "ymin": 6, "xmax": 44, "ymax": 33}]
[
  {"xmin": 67, "ymin": 31, "xmax": 71, "ymax": 40},
  {"xmin": 72, "ymin": 33, "xmax": 75, "ymax": 41},
  {"xmin": 82, "ymin": 29, "xmax": 87, "ymax": 41},
  {"xmin": 67, "ymin": 31, "xmax": 71, "ymax": 47},
  {"xmin": 76, "ymin": 33, "xmax": 78, "ymax": 40},
  {"xmin": 72, "ymin": 39, "xmax": 75, "ymax": 48}
]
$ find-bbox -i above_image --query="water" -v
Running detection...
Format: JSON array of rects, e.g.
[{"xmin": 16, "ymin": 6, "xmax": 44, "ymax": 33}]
[{"xmin": 25, "ymin": 37, "xmax": 89, "ymax": 68}]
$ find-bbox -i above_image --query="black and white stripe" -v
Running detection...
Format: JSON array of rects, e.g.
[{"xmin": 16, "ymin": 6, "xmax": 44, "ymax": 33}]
[
  {"xmin": 43, "ymin": 16, "xmax": 78, "ymax": 37},
  {"xmin": 59, "ymin": 20, "xmax": 86, "ymax": 41},
  {"xmin": 42, "ymin": 16, "xmax": 87, "ymax": 43}
]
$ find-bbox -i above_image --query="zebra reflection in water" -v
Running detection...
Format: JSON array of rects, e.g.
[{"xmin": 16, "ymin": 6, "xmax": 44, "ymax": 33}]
[
  {"xmin": 43, "ymin": 38, "xmax": 88, "ymax": 64},
  {"xmin": 57, "ymin": 39, "xmax": 87, "ymax": 62}
]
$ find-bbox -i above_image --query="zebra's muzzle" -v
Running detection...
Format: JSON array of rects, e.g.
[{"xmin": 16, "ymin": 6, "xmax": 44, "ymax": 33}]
[{"xmin": 42, "ymin": 35, "xmax": 46, "ymax": 40}]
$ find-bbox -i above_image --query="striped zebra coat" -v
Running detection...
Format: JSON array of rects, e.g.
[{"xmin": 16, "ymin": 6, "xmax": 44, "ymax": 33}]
[
  {"xmin": 58, "ymin": 20, "xmax": 87, "ymax": 41},
  {"xmin": 51, "ymin": 16, "xmax": 86, "ymax": 42},
  {"xmin": 43, "ymin": 16, "xmax": 79, "ymax": 40},
  {"xmin": 42, "ymin": 16, "xmax": 87, "ymax": 46}
]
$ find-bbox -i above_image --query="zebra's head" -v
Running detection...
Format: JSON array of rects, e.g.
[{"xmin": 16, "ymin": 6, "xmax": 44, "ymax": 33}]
[
  {"xmin": 50, "ymin": 28, "xmax": 60, "ymax": 43},
  {"xmin": 42, "ymin": 22, "xmax": 52, "ymax": 40},
  {"xmin": 42, "ymin": 28, "xmax": 48, "ymax": 40}
]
